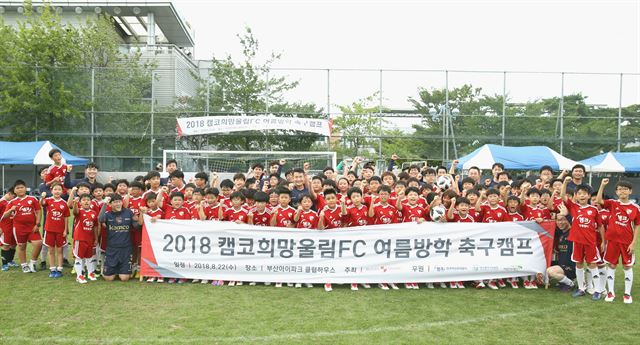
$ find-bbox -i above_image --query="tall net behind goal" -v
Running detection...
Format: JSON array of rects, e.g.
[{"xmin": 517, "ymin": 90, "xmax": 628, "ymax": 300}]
[{"xmin": 163, "ymin": 150, "xmax": 337, "ymax": 179}]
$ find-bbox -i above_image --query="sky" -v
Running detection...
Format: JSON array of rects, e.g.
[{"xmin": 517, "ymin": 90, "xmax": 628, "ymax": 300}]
[{"xmin": 173, "ymin": 0, "xmax": 640, "ymax": 129}]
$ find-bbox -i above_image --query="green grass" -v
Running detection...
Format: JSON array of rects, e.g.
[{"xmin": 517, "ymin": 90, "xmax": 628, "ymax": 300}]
[{"xmin": 1, "ymin": 252, "xmax": 638, "ymax": 344}]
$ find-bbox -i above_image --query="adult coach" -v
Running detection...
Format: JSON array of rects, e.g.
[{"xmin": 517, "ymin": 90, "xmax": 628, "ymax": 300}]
[
  {"xmin": 64, "ymin": 162, "xmax": 99, "ymax": 190},
  {"xmin": 546, "ymin": 206, "xmax": 575, "ymax": 291},
  {"xmin": 98, "ymin": 194, "xmax": 139, "ymax": 282}
]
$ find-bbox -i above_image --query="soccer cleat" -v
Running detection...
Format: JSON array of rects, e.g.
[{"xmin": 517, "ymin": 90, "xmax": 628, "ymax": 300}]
[
  {"xmin": 523, "ymin": 280, "xmax": 531, "ymax": 289},
  {"xmin": 93, "ymin": 271, "xmax": 101, "ymax": 278},
  {"xmin": 324, "ymin": 283, "xmax": 332, "ymax": 292},
  {"xmin": 236, "ymin": 281, "xmax": 243, "ymax": 286},
  {"xmin": 351, "ymin": 283, "xmax": 359, "ymax": 291},
  {"xmin": 487, "ymin": 281, "xmax": 499, "ymax": 290},
  {"xmin": 449, "ymin": 282, "xmax": 457, "ymax": 289},
  {"xmin": 378, "ymin": 283, "xmax": 389, "ymax": 290},
  {"xmin": 475, "ymin": 282, "xmax": 485, "ymax": 289},
  {"xmin": 390, "ymin": 283, "xmax": 399, "ymax": 290},
  {"xmin": 1, "ymin": 264, "xmax": 8, "ymax": 271},
  {"xmin": 362, "ymin": 283, "xmax": 371, "ymax": 289},
  {"xmin": 275, "ymin": 282, "xmax": 282, "ymax": 288},
  {"xmin": 178, "ymin": 278, "xmax": 188, "ymax": 284},
  {"xmin": 439, "ymin": 282, "xmax": 447, "ymax": 289},
  {"xmin": 623, "ymin": 294, "xmax": 632, "ymax": 304},
  {"xmin": 592, "ymin": 291, "xmax": 604, "ymax": 301},
  {"xmin": 157, "ymin": 278, "xmax": 164, "ymax": 283},
  {"xmin": 21, "ymin": 265, "xmax": 31, "ymax": 273},
  {"xmin": 210, "ymin": 280, "xmax": 219, "ymax": 286},
  {"xmin": 201, "ymin": 280, "xmax": 209, "ymax": 284},
  {"xmin": 295, "ymin": 283, "xmax": 302, "ymax": 288},
  {"xmin": 87, "ymin": 272, "xmax": 97, "ymax": 281},
  {"xmin": 249, "ymin": 282, "xmax": 256, "ymax": 286},
  {"xmin": 28, "ymin": 263, "xmax": 36, "ymax": 273},
  {"xmin": 53, "ymin": 270, "xmax": 62, "ymax": 278},
  {"xmin": 167, "ymin": 278, "xmax": 176, "ymax": 284},
  {"xmin": 192, "ymin": 279, "xmax": 200, "ymax": 283},
  {"xmin": 405, "ymin": 283, "xmax": 413, "ymax": 289},
  {"xmin": 7, "ymin": 261, "xmax": 18, "ymax": 267},
  {"xmin": 48, "ymin": 270, "xmax": 56, "ymax": 278},
  {"xmin": 412, "ymin": 283, "xmax": 420, "ymax": 290},
  {"xmin": 586, "ymin": 287, "xmax": 596, "ymax": 295},
  {"xmin": 40, "ymin": 261, "xmax": 47, "ymax": 270},
  {"xmin": 509, "ymin": 280, "xmax": 519, "ymax": 289},
  {"xmin": 572, "ymin": 289, "xmax": 586, "ymax": 298},
  {"xmin": 530, "ymin": 281, "xmax": 538, "ymax": 289},
  {"xmin": 146, "ymin": 277, "xmax": 156, "ymax": 283},
  {"xmin": 426, "ymin": 283, "xmax": 435, "ymax": 289},
  {"xmin": 76, "ymin": 275, "xmax": 88, "ymax": 284},
  {"xmin": 228, "ymin": 281, "xmax": 236, "ymax": 286},
  {"xmin": 457, "ymin": 282, "xmax": 465, "ymax": 289},
  {"xmin": 305, "ymin": 283, "xmax": 313, "ymax": 288},
  {"xmin": 497, "ymin": 279, "xmax": 507, "ymax": 288},
  {"xmin": 604, "ymin": 292, "xmax": 615, "ymax": 302}
]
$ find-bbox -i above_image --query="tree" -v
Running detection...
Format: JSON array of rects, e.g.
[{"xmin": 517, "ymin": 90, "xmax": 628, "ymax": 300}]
[
  {"xmin": 332, "ymin": 93, "xmax": 388, "ymax": 159},
  {"xmin": 173, "ymin": 27, "xmax": 325, "ymax": 152}
]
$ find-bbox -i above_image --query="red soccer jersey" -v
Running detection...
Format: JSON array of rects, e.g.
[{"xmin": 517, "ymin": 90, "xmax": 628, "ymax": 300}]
[
  {"xmin": 171, "ymin": 185, "xmax": 185, "ymax": 194},
  {"xmin": 400, "ymin": 203, "xmax": 427, "ymax": 223},
  {"xmin": 273, "ymin": 205, "xmax": 296, "ymax": 227},
  {"xmin": 447, "ymin": 212, "xmax": 476, "ymax": 223},
  {"xmin": 363, "ymin": 194, "xmax": 381, "ymax": 207},
  {"xmin": 142, "ymin": 189, "xmax": 170, "ymax": 208},
  {"xmin": 45, "ymin": 164, "xmax": 68, "ymax": 192},
  {"xmin": 223, "ymin": 207, "xmax": 249, "ymax": 223},
  {"xmin": 7, "ymin": 196, "xmax": 40, "ymax": 229},
  {"xmin": 162, "ymin": 206, "xmax": 192, "ymax": 220},
  {"xmin": 90, "ymin": 199, "xmax": 105, "ymax": 214},
  {"xmin": 42, "ymin": 197, "xmax": 70, "ymax": 233},
  {"xmin": 315, "ymin": 193, "xmax": 326, "ymax": 212},
  {"xmin": 296, "ymin": 210, "xmax": 319, "ymax": 229},
  {"xmin": 468, "ymin": 207, "xmax": 481, "ymax": 222},
  {"xmin": 73, "ymin": 208, "xmax": 97, "ymax": 242},
  {"xmin": 146, "ymin": 208, "xmax": 164, "ymax": 219},
  {"xmin": 250, "ymin": 209, "xmax": 271, "ymax": 226},
  {"xmin": 320, "ymin": 205, "xmax": 343, "ymax": 229},
  {"xmin": 372, "ymin": 203, "xmax": 398, "ymax": 225},
  {"xmin": 0, "ymin": 199, "xmax": 13, "ymax": 232},
  {"xmin": 598, "ymin": 208, "xmax": 611, "ymax": 231},
  {"xmin": 202, "ymin": 203, "xmax": 223, "ymax": 220},
  {"xmin": 343, "ymin": 204, "xmax": 370, "ymax": 227},
  {"xmin": 565, "ymin": 199, "xmax": 601, "ymax": 245},
  {"xmin": 480, "ymin": 204, "xmax": 508, "ymax": 223},
  {"xmin": 504, "ymin": 212, "xmax": 526, "ymax": 222},
  {"xmin": 602, "ymin": 199, "xmax": 640, "ymax": 244},
  {"xmin": 521, "ymin": 203, "xmax": 544, "ymax": 221},
  {"xmin": 129, "ymin": 196, "xmax": 143, "ymax": 217}
]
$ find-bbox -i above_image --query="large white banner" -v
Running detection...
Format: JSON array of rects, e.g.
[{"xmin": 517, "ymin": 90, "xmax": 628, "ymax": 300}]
[
  {"xmin": 176, "ymin": 115, "xmax": 332, "ymax": 137},
  {"xmin": 141, "ymin": 217, "xmax": 555, "ymax": 283}
]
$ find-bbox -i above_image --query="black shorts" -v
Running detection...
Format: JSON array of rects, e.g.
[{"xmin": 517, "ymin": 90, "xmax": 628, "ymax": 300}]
[{"xmin": 104, "ymin": 247, "xmax": 132, "ymax": 276}]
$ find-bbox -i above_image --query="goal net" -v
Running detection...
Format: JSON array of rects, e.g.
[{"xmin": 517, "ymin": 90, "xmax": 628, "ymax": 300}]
[{"xmin": 163, "ymin": 150, "xmax": 337, "ymax": 179}]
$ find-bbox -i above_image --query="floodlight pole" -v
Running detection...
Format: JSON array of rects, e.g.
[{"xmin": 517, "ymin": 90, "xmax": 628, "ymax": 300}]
[
  {"xmin": 378, "ymin": 69, "xmax": 383, "ymax": 160},
  {"xmin": 559, "ymin": 72, "xmax": 564, "ymax": 155},
  {"xmin": 501, "ymin": 72, "xmax": 506, "ymax": 146},
  {"xmin": 617, "ymin": 73, "xmax": 623, "ymax": 152}
]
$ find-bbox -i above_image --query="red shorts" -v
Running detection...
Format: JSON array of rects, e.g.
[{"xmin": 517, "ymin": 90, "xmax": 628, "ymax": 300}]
[
  {"xmin": 130, "ymin": 229, "xmax": 142, "ymax": 248},
  {"xmin": 572, "ymin": 242, "xmax": 601, "ymax": 264},
  {"xmin": 44, "ymin": 231, "xmax": 66, "ymax": 248},
  {"xmin": 73, "ymin": 240, "xmax": 95, "ymax": 259},
  {"xmin": 1, "ymin": 227, "xmax": 16, "ymax": 246},
  {"xmin": 13, "ymin": 229, "xmax": 42, "ymax": 244},
  {"xmin": 604, "ymin": 241, "xmax": 635, "ymax": 266}
]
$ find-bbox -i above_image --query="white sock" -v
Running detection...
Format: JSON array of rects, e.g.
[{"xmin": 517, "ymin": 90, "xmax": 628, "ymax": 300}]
[
  {"xmin": 74, "ymin": 258, "xmax": 83, "ymax": 278},
  {"xmin": 624, "ymin": 269, "xmax": 633, "ymax": 295},
  {"xmin": 588, "ymin": 267, "xmax": 603, "ymax": 293},
  {"xmin": 57, "ymin": 266, "xmax": 63, "ymax": 272},
  {"xmin": 576, "ymin": 268, "xmax": 585, "ymax": 291},
  {"xmin": 49, "ymin": 266, "xmax": 56, "ymax": 271},
  {"xmin": 87, "ymin": 256, "xmax": 97, "ymax": 274},
  {"xmin": 559, "ymin": 276, "xmax": 574, "ymax": 287},
  {"xmin": 606, "ymin": 267, "xmax": 616, "ymax": 294},
  {"xmin": 585, "ymin": 270, "xmax": 593, "ymax": 289}
]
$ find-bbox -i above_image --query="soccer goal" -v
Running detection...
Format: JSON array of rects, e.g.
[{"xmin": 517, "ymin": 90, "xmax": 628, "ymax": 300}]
[{"xmin": 163, "ymin": 150, "xmax": 337, "ymax": 178}]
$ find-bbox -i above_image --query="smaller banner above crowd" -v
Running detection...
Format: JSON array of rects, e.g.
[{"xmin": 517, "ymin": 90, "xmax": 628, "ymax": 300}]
[
  {"xmin": 141, "ymin": 217, "xmax": 556, "ymax": 283},
  {"xmin": 176, "ymin": 115, "xmax": 332, "ymax": 137}
]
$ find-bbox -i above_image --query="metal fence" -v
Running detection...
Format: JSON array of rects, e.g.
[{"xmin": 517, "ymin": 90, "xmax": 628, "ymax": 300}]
[{"xmin": 1, "ymin": 66, "xmax": 638, "ymax": 171}]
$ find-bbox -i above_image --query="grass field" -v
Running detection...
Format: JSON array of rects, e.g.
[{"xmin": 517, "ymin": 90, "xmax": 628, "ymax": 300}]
[{"xmin": 1, "ymin": 248, "xmax": 639, "ymax": 344}]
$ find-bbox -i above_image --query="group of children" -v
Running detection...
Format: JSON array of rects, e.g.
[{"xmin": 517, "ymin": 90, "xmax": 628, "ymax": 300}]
[{"xmin": 0, "ymin": 152, "xmax": 637, "ymax": 302}]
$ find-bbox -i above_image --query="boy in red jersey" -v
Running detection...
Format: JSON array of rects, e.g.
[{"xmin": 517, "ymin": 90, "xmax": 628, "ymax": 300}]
[
  {"xmin": 396, "ymin": 187, "xmax": 427, "ymax": 224},
  {"xmin": 342, "ymin": 187, "xmax": 371, "ymax": 227},
  {"xmin": 44, "ymin": 149, "xmax": 68, "ymax": 194},
  {"xmin": 597, "ymin": 179, "xmax": 640, "ymax": 304},
  {"xmin": 446, "ymin": 197, "xmax": 475, "ymax": 223},
  {"xmin": 70, "ymin": 193, "xmax": 99, "ymax": 284},
  {"xmin": 368, "ymin": 185, "xmax": 398, "ymax": 225},
  {"xmin": 504, "ymin": 196, "xmax": 526, "ymax": 222},
  {"xmin": 318, "ymin": 188, "xmax": 343, "ymax": 231},
  {"xmin": 294, "ymin": 195, "xmax": 318, "ymax": 230},
  {"xmin": 0, "ymin": 188, "xmax": 17, "ymax": 271},
  {"xmin": 142, "ymin": 171, "xmax": 169, "ymax": 208},
  {"xmin": 477, "ymin": 189, "xmax": 508, "ymax": 223},
  {"xmin": 128, "ymin": 181, "xmax": 145, "ymax": 278},
  {"xmin": 271, "ymin": 188, "xmax": 296, "ymax": 229},
  {"xmin": 40, "ymin": 182, "xmax": 70, "ymax": 278},
  {"xmin": 139, "ymin": 192, "xmax": 165, "ymax": 283},
  {"xmin": 561, "ymin": 176, "xmax": 606, "ymax": 300},
  {"xmin": 248, "ymin": 191, "xmax": 271, "ymax": 226},
  {"xmin": 2, "ymin": 180, "xmax": 42, "ymax": 273},
  {"xmin": 199, "ymin": 188, "xmax": 224, "ymax": 221},
  {"xmin": 223, "ymin": 192, "xmax": 249, "ymax": 225}
]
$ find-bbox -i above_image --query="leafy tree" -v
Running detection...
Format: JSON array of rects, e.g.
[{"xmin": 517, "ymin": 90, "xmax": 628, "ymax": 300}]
[{"xmin": 332, "ymin": 93, "xmax": 388, "ymax": 159}]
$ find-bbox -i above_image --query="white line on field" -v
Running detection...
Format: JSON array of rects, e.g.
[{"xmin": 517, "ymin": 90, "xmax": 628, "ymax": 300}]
[{"xmin": 0, "ymin": 300, "xmax": 587, "ymax": 344}]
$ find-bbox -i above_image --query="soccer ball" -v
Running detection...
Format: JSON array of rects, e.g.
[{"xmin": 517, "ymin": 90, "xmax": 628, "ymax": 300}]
[
  {"xmin": 430, "ymin": 205, "xmax": 447, "ymax": 222},
  {"xmin": 436, "ymin": 175, "xmax": 452, "ymax": 190}
]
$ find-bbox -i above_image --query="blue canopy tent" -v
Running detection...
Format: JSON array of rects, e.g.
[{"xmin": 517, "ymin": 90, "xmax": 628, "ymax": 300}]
[
  {"xmin": 579, "ymin": 152, "xmax": 640, "ymax": 173},
  {"xmin": 456, "ymin": 144, "xmax": 581, "ymax": 171},
  {"xmin": 0, "ymin": 141, "xmax": 89, "ymax": 191}
]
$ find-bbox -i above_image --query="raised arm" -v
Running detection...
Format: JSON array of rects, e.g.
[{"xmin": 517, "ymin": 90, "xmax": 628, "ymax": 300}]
[
  {"xmin": 560, "ymin": 176, "xmax": 571, "ymax": 201},
  {"xmin": 447, "ymin": 197, "xmax": 457, "ymax": 220},
  {"xmin": 596, "ymin": 178, "xmax": 608, "ymax": 206}
]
